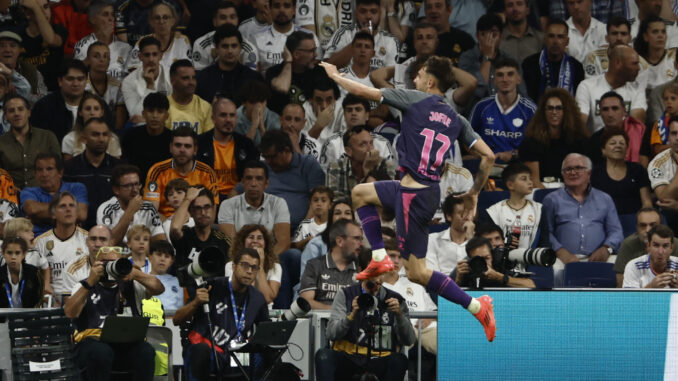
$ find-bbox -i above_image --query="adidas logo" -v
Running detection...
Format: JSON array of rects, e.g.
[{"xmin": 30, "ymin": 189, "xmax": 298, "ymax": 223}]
[
  {"xmin": 266, "ymin": 41, "xmax": 273, "ymax": 46},
  {"xmin": 321, "ymin": 274, "xmax": 330, "ymax": 280},
  {"xmin": 486, "ymin": 116, "xmax": 494, "ymax": 125}
]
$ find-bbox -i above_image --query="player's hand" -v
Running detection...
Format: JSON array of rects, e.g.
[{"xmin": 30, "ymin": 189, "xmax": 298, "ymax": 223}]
[
  {"xmin": 194, "ymin": 285, "xmax": 212, "ymax": 305},
  {"xmin": 319, "ymin": 61, "xmax": 341, "ymax": 79},
  {"xmin": 588, "ymin": 246, "xmax": 610, "ymax": 262},
  {"xmin": 647, "ymin": 273, "xmax": 674, "ymax": 288},
  {"xmin": 316, "ymin": 103, "xmax": 335, "ymax": 128},
  {"xmin": 385, "ymin": 297, "xmax": 401, "ymax": 316},
  {"xmin": 462, "ymin": 220, "xmax": 475, "ymax": 240},
  {"xmin": 128, "ymin": 195, "xmax": 143, "ymax": 214},
  {"xmin": 362, "ymin": 149, "xmax": 381, "ymax": 174},
  {"xmin": 455, "ymin": 191, "xmax": 478, "ymax": 221}
]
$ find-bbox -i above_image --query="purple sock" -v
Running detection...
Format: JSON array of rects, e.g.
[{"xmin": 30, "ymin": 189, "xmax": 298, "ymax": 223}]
[
  {"xmin": 356, "ymin": 205, "xmax": 385, "ymax": 250},
  {"xmin": 426, "ymin": 271, "xmax": 472, "ymax": 308}
]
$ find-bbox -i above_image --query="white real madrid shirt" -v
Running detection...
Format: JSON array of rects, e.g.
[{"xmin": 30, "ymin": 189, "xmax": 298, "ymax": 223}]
[
  {"xmin": 323, "ymin": 25, "xmax": 399, "ymax": 70},
  {"xmin": 382, "ymin": 275, "xmax": 437, "ymax": 329},
  {"xmin": 565, "ymin": 17, "xmax": 607, "ymax": 63},
  {"xmin": 34, "ymin": 227, "xmax": 89, "ymax": 296},
  {"xmin": 253, "ymin": 25, "xmax": 320, "ymax": 73},
  {"xmin": 73, "ymin": 33, "xmax": 133, "ymax": 80},
  {"xmin": 622, "ymin": 254, "xmax": 678, "ymax": 288},
  {"xmin": 125, "ymin": 34, "xmax": 192, "ymax": 74},
  {"xmin": 239, "ymin": 16, "xmax": 271, "ymax": 42},
  {"xmin": 96, "ymin": 196, "xmax": 164, "ymax": 242},
  {"xmin": 191, "ymin": 30, "xmax": 258, "ymax": 71},
  {"xmin": 648, "ymin": 148, "xmax": 678, "ymax": 190},
  {"xmin": 486, "ymin": 199, "xmax": 542, "ymax": 249},
  {"xmin": 302, "ymin": 98, "xmax": 346, "ymax": 144},
  {"xmin": 639, "ymin": 48, "xmax": 678, "ymax": 91}
]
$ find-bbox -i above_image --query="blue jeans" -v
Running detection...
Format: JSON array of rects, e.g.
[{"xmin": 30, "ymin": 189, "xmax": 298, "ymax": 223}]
[{"xmin": 273, "ymin": 249, "xmax": 301, "ymax": 309}]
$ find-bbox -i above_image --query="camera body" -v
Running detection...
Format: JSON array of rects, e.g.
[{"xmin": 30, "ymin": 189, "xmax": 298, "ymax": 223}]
[{"xmin": 101, "ymin": 258, "xmax": 133, "ymax": 282}]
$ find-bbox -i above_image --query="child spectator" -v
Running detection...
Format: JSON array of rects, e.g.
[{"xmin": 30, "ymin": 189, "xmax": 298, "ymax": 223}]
[
  {"xmin": 148, "ymin": 240, "xmax": 183, "ymax": 313},
  {"xmin": 0, "ymin": 237, "xmax": 44, "ymax": 308},
  {"xmin": 3, "ymin": 218, "xmax": 51, "ymax": 295},
  {"xmin": 483, "ymin": 162, "xmax": 544, "ymax": 249},
  {"xmin": 126, "ymin": 225, "xmax": 152, "ymax": 274},
  {"xmin": 161, "ymin": 179, "xmax": 194, "ymax": 241},
  {"xmin": 292, "ymin": 186, "xmax": 333, "ymax": 250},
  {"xmin": 650, "ymin": 83, "xmax": 678, "ymax": 156}
]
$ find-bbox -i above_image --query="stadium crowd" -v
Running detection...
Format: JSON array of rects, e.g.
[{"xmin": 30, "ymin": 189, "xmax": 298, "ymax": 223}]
[{"xmin": 1, "ymin": 0, "xmax": 678, "ymax": 379}]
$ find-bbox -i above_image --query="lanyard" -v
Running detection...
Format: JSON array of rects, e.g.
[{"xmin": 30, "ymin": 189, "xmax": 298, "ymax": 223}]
[
  {"xmin": 228, "ymin": 281, "xmax": 247, "ymax": 341},
  {"xmin": 130, "ymin": 258, "xmax": 149, "ymax": 274},
  {"xmin": 5, "ymin": 280, "xmax": 25, "ymax": 308}
]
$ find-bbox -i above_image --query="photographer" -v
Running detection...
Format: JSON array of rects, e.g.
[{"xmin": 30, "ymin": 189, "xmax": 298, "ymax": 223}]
[
  {"xmin": 315, "ymin": 272, "xmax": 415, "ymax": 381},
  {"xmin": 173, "ymin": 248, "xmax": 269, "ymax": 381},
  {"xmin": 454, "ymin": 236, "xmax": 536, "ymax": 288},
  {"xmin": 63, "ymin": 225, "xmax": 165, "ymax": 381}
]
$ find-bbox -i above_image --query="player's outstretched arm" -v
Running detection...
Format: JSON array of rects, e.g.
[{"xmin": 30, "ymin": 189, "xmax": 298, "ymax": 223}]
[
  {"xmin": 458, "ymin": 138, "xmax": 495, "ymax": 219},
  {"xmin": 320, "ymin": 61, "xmax": 382, "ymax": 102}
]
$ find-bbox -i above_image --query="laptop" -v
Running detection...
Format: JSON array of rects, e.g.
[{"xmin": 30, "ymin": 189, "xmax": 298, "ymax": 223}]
[
  {"xmin": 99, "ymin": 316, "xmax": 150, "ymax": 344},
  {"xmin": 233, "ymin": 320, "xmax": 297, "ymax": 351}
]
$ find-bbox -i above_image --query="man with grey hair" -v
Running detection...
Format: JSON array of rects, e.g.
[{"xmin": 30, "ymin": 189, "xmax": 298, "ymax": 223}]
[
  {"xmin": 542, "ymin": 153, "xmax": 624, "ymax": 265},
  {"xmin": 197, "ymin": 97, "xmax": 259, "ymax": 199}
]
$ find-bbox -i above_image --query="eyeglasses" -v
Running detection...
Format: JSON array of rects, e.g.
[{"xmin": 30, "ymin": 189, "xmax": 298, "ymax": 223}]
[
  {"xmin": 189, "ymin": 204, "xmax": 212, "ymax": 213},
  {"xmin": 96, "ymin": 246, "xmax": 123, "ymax": 259},
  {"xmin": 562, "ymin": 166, "xmax": 588, "ymax": 174},
  {"xmin": 238, "ymin": 262, "xmax": 260, "ymax": 272},
  {"xmin": 152, "ymin": 14, "xmax": 172, "ymax": 22},
  {"xmin": 118, "ymin": 182, "xmax": 142, "ymax": 190},
  {"xmin": 546, "ymin": 105, "xmax": 564, "ymax": 112}
]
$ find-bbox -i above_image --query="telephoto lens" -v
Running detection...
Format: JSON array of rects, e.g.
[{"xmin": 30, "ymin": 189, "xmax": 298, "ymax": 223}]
[{"xmin": 102, "ymin": 258, "xmax": 133, "ymax": 282}]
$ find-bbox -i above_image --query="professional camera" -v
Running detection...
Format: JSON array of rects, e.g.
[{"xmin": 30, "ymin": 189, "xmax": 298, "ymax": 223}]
[
  {"xmin": 101, "ymin": 258, "xmax": 133, "ymax": 282},
  {"xmin": 491, "ymin": 247, "xmax": 556, "ymax": 274},
  {"xmin": 281, "ymin": 297, "xmax": 311, "ymax": 321},
  {"xmin": 357, "ymin": 280, "xmax": 380, "ymax": 317},
  {"xmin": 177, "ymin": 246, "xmax": 226, "ymax": 287}
]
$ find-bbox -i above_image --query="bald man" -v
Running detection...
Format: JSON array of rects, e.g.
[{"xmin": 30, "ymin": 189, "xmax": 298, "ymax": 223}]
[{"xmin": 281, "ymin": 103, "xmax": 321, "ymax": 160}]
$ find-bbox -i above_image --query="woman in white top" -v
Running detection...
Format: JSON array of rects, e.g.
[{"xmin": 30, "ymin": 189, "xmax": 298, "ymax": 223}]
[
  {"xmin": 61, "ymin": 93, "xmax": 121, "ymax": 161},
  {"xmin": 634, "ymin": 15, "xmax": 677, "ymax": 91},
  {"xmin": 125, "ymin": 2, "xmax": 191, "ymax": 74},
  {"xmin": 225, "ymin": 224, "xmax": 282, "ymax": 305}
]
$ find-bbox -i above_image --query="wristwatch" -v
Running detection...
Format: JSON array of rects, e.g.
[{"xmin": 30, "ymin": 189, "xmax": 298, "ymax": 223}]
[
  {"xmin": 80, "ymin": 279, "xmax": 94, "ymax": 291},
  {"xmin": 606, "ymin": 246, "xmax": 614, "ymax": 255}
]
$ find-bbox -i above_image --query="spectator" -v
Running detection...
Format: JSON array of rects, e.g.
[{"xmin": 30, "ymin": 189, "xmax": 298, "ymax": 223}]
[
  {"xmin": 630, "ymin": 0, "xmax": 678, "ymax": 47},
  {"xmin": 519, "ymin": 88, "xmax": 588, "ymax": 188},
  {"xmin": 197, "ymin": 97, "xmax": 259, "ymax": 199},
  {"xmin": 120, "ymin": 92, "xmax": 172, "ymax": 179},
  {"xmin": 115, "ymin": 0, "xmax": 184, "ymax": 47},
  {"xmin": 582, "ymin": 91, "xmax": 648, "ymax": 166},
  {"xmin": 166, "ymin": 59, "xmax": 213, "ymax": 134},
  {"xmin": 614, "ymin": 207, "xmax": 678, "ymax": 286},
  {"xmin": 522, "ymin": 19, "xmax": 585, "ymax": 102},
  {"xmin": 34, "ymin": 191, "xmax": 89, "ymax": 302},
  {"xmin": 160, "ymin": 178, "xmax": 193, "ymax": 240},
  {"xmin": 253, "ymin": 0, "xmax": 319, "ymax": 73},
  {"xmin": 634, "ymin": 15, "xmax": 677, "ymax": 91},
  {"xmin": 191, "ymin": 1, "xmax": 258, "ymax": 71},
  {"xmin": 426, "ymin": 194, "xmax": 473, "ymax": 276},
  {"xmin": 648, "ymin": 57, "xmax": 678, "ymax": 125},
  {"xmin": 195, "ymin": 24, "xmax": 263, "ymax": 105},
  {"xmin": 170, "ymin": 186, "xmax": 230, "ymax": 274},
  {"xmin": 73, "ymin": 1, "xmax": 131, "ymax": 81},
  {"xmin": 0, "ymin": 94, "xmax": 60, "ymax": 190},
  {"xmin": 293, "ymin": 186, "xmax": 333, "ymax": 250},
  {"xmin": 97, "ymin": 164, "xmax": 164, "ymax": 245},
  {"xmin": 126, "ymin": 224, "xmax": 151, "ymax": 272},
  {"xmin": 280, "ymin": 103, "xmax": 321, "ymax": 159},
  {"xmin": 0, "ymin": 30, "xmax": 44, "ymax": 102},
  {"xmin": 64, "ymin": 117, "xmax": 122, "ymax": 229},
  {"xmin": 121, "ymin": 36, "xmax": 172, "ymax": 123},
  {"xmin": 0, "ymin": 168, "xmax": 18, "ymax": 206},
  {"xmin": 63, "ymin": 224, "xmax": 162, "ymax": 380},
  {"xmin": 420, "ymin": 0, "xmax": 474, "ymax": 65},
  {"xmin": 649, "ymin": 83, "xmax": 678, "ymax": 156},
  {"xmin": 226, "ymin": 224, "xmax": 282, "ymax": 305},
  {"xmin": 459, "ymin": 13, "xmax": 527, "ymax": 109},
  {"xmin": 623, "ymin": 224, "xmax": 678, "ymax": 288},
  {"xmin": 0, "ymin": 72, "xmax": 15, "ymax": 134},
  {"xmin": 649, "ymin": 116, "xmax": 678, "ymax": 228},
  {"xmin": 148, "ymin": 240, "xmax": 183, "ymax": 312},
  {"xmin": 315, "ymin": 256, "xmax": 414, "ymax": 381},
  {"xmin": 0, "ymin": 237, "xmax": 43, "ymax": 308},
  {"xmin": 470, "ymin": 57, "xmax": 536, "ymax": 161},
  {"xmin": 303, "ymin": 76, "xmax": 344, "ymax": 144},
  {"xmin": 548, "ymin": 0, "xmax": 626, "ymax": 24},
  {"xmin": 266, "ymin": 30, "xmax": 325, "ymax": 114},
  {"xmin": 576, "ymin": 44, "xmax": 646, "ymax": 133},
  {"xmin": 238, "ymin": 0, "xmax": 271, "ymax": 42},
  {"xmin": 0, "ymin": 179, "xmax": 20, "ymax": 236},
  {"xmin": 259, "ymin": 129, "xmax": 325, "ymax": 231},
  {"xmin": 323, "ymin": 0, "xmax": 399, "ymax": 70},
  {"xmin": 143, "ymin": 126, "xmax": 219, "ymax": 218},
  {"xmin": 582, "ymin": 16, "xmax": 632, "ymax": 79},
  {"xmin": 453, "ymin": 236, "xmax": 536, "ymax": 287},
  {"xmin": 500, "ymin": 0, "xmax": 543, "ymax": 63},
  {"xmin": 18, "ymin": 0, "xmax": 67, "ymax": 91},
  {"xmin": 299, "ymin": 219, "xmax": 360, "ymax": 309},
  {"xmin": 125, "ymin": 2, "xmax": 191, "ymax": 74},
  {"xmin": 235, "ymin": 79, "xmax": 280, "ymax": 146},
  {"xmin": 21, "ymin": 154, "xmax": 88, "ymax": 235},
  {"xmin": 564, "ymin": 0, "xmax": 607, "ymax": 62},
  {"xmin": 172, "ymin": 248, "xmax": 268, "ymax": 381},
  {"xmin": 591, "ymin": 129, "xmax": 652, "ymax": 214},
  {"xmin": 325, "ymin": 125, "xmax": 396, "ymax": 200},
  {"xmin": 484, "ymin": 161, "xmax": 545, "ymax": 249},
  {"xmin": 543, "ymin": 153, "xmax": 624, "ymax": 264},
  {"xmin": 61, "ymin": 93, "xmax": 120, "ymax": 161},
  {"xmin": 30, "ymin": 59, "xmax": 88, "ymax": 142},
  {"xmin": 83, "ymin": 42, "xmax": 127, "ymax": 130},
  {"xmin": 2, "ymin": 218, "xmax": 50, "ymax": 291},
  {"xmin": 52, "ymin": 0, "xmax": 93, "ymax": 57}
]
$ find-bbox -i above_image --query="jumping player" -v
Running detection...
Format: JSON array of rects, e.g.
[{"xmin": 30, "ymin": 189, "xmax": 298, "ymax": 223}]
[{"xmin": 319, "ymin": 57, "xmax": 497, "ymax": 341}]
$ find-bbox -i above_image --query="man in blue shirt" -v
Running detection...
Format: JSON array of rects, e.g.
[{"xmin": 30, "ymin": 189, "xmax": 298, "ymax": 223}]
[
  {"xmin": 542, "ymin": 153, "xmax": 624, "ymax": 265},
  {"xmin": 20, "ymin": 153, "xmax": 88, "ymax": 235},
  {"xmin": 470, "ymin": 57, "xmax": 536, "ymax": 163}
]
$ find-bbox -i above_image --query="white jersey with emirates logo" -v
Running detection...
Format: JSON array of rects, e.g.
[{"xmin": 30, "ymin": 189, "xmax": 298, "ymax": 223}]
[
  {"xmin": 485, "ymin": 199, "xmax": 542, "ymax": 249},
  {"xmin": 96, "ymin": 196, "xmax": 164, "ymax": 242},
  {"xmin": 125, "ymin": 33, "xmax": 192, "ymax": 74},
  {"xmin": 191, "ymin": 30, "xmax": 258, "ymax": 71},
  {"xmin": 253, "ymin": 25, "xmax": 320, "ymax": 73},
  {"xmin": 73, "ymin": 33, "xmax": 133, "ymax": 80},
  {"xmin": 238, "ymin": 17, "xmax": 270, "ymax": 42},
  {"xmin": 34, "ymin": 227, "xmax": 89, "ymax": 296},
  {"xmin": 323, "ymin": 26, "xmax": 399, "ymax": 70}
]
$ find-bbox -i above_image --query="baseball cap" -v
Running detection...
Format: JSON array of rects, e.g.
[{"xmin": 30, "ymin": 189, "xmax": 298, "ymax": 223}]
[{"xmin": 0, "ymin": 31, "xmax": 22, "ymax": 44}]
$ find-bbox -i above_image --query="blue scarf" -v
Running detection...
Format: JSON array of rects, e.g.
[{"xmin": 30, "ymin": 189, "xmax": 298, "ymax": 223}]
[
  {"xmin": 539, "ymin": 48, "xmax": 575, "ymax": 96},
  {"xmin": 657, "ymin": 112, "xmax": 671, "ymax": 144}
]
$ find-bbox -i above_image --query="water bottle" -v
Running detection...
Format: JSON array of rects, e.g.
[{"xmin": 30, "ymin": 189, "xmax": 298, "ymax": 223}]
[{"xmin": 509, "ymin": 215, "xmax": 521, "ymax": 249}]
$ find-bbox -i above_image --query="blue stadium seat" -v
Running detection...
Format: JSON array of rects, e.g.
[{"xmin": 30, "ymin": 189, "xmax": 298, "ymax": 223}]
[
  {"xmin": 618, "ymin": 213, "xmax": 637, "ymax": 238},
  {"xmin": 429, "ymin": 222, "xmax": 449, "ymax": 233},
  {"xmin": 563, "ymin": 262, "xmax": 616, "ymax": 288},
  {"xmin": 527, "ymin": 265, "xmax": 554, "ymax": 288},
  {"xmin": 532, "ymin": 188, "xmax": 558, "ymax": 203},
  {"xmin": 478, "ymin": 191, "xmax": 510, "ymax": 214},
  {"xmin": 462, "ymin": 158, "xmax": 480, "ymax": 175}
]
